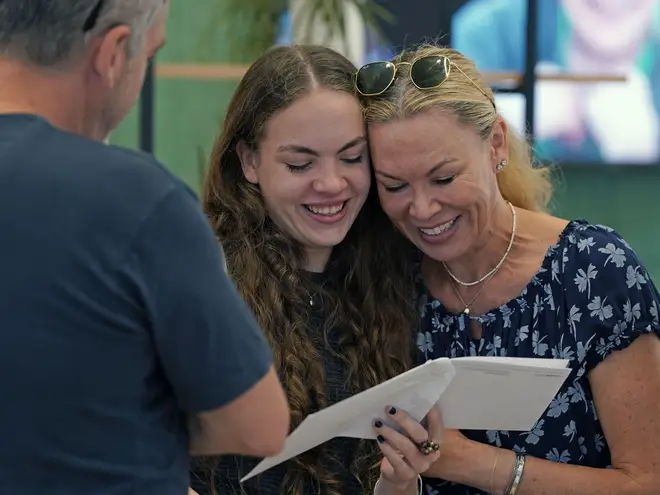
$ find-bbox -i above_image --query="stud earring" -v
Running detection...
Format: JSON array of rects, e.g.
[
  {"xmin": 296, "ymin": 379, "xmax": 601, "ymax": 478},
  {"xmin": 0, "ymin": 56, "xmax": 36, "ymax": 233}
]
[{"xmin": 496, "ymin": 160, "xmax": 507, "ymax": 172}]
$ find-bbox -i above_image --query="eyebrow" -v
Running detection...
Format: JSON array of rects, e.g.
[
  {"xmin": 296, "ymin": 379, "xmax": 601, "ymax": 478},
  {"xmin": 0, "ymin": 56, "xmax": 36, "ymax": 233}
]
[
  {"xmin": 375, "ymin": 159, "xmax": 455, "ymax": 181},
  {"xmin": 277, "ymin": 136, "xmax": 366, "ymax": 156}
]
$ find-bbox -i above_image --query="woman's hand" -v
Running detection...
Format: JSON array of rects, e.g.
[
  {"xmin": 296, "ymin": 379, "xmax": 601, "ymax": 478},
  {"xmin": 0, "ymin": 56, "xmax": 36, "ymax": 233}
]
[{"xmin": 372, "ymin": 405, "xmax": 444, "ymax": 493}]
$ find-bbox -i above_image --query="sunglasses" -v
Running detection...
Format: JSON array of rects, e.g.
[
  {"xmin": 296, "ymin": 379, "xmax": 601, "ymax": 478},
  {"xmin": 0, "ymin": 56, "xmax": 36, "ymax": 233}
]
[{"xmin": 355, "ymin": 55, "xmax": 495, "ymax": 108}]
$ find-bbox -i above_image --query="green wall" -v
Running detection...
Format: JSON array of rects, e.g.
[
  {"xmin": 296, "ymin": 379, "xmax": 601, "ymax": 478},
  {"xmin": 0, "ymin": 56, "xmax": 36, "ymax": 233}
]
[{"xmin": 110, "ymin": 0, "xmax": 660, "ymax": 279}]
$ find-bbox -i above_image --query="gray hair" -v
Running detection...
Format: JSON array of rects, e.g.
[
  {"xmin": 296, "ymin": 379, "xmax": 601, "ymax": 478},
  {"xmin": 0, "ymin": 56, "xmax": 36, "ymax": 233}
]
[{"xmin": 0, "ymin": 0, "xmax": 165, "ymax": 67}]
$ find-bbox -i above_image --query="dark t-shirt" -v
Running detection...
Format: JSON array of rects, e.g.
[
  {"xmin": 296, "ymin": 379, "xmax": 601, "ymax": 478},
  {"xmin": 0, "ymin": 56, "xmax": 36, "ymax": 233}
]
[{"xmin": 0, "ymin": 114, "xmax": 273, "ymax": 495}]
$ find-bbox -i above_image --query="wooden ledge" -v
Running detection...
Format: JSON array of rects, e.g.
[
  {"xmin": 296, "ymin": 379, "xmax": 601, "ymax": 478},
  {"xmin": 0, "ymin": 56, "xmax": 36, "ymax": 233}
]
[{"xmin": 155, "ymin": 63, "xmax": 627, "ymax": 84}]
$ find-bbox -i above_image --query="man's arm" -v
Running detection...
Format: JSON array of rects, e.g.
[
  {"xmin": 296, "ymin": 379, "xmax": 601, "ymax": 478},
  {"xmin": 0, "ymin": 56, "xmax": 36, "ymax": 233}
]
[
  {"xmin": 126, "ymin": 185, "xmax": 289, "ymax": 457},
  {"xmin": 188, "ymin": 365, "xmax": 288, "ymax": 457}
]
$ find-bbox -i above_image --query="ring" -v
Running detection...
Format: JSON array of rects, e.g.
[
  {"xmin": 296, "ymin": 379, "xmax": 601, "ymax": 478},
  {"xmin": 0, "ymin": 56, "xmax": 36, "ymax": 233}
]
[{"xmin": 418, "ymin": 439, "xmax": 441, "ymax": 455}]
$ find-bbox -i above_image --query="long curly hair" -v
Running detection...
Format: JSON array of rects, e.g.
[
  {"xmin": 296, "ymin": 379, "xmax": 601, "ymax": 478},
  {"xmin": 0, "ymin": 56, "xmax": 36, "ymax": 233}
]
[{"xmin": 201, "ymin": 44, "xmax": 417, "ymax": 495}]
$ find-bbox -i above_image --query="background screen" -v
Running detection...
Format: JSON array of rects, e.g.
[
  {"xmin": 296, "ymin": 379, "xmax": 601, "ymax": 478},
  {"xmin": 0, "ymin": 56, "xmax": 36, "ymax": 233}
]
[
  {"xmin": 277, "ymin": 0, "xmax": 660, "ymax": 166},
  {"xmin": 453, "ymin": 0, "xmax": 660, "ymax": 165}
]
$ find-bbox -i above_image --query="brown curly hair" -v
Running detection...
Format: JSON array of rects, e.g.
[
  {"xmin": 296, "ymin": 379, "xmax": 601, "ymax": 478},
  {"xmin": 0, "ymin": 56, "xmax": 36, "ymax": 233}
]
[{"xmin": 200, "ymin": 44, "xmax": 417, "ymax": 495}]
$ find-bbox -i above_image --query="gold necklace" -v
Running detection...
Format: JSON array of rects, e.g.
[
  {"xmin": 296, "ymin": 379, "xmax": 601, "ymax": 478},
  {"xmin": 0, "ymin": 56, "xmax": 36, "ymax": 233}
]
[{"xmin": 448, "ymin": 272, "xmax": 496, "ymax": 315}]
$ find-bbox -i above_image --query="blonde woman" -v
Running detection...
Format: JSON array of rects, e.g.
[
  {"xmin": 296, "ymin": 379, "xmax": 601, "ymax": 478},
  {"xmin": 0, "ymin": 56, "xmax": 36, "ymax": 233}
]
[{"xmin": 357, "ymin": 45, "xmax": 660, "ymax": 494}]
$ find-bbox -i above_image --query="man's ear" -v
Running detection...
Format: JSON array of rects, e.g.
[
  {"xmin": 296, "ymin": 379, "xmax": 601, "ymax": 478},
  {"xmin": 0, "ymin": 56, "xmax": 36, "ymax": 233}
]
[
  {"xmin": 91, "ymin": 25, "xmax": 131, "ymax": 88},
  {"xmin": 236, "ymin": 140, "xmax": 259, "ymax": 184}
]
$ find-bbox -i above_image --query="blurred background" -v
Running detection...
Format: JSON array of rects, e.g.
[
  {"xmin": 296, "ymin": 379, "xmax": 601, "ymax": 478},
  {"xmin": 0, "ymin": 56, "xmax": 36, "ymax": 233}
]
[{"xmin": 109, "ymin": 0, "xmax": 660, "ymax": 277}]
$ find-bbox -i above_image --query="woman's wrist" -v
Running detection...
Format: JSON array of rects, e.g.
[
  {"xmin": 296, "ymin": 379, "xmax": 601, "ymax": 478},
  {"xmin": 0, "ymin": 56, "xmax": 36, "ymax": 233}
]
[
  {"xmin": 434, "ymin": 438, "xmax": 516, "ymax": 494},
  {"xmin": 374, "ymin": 474, "xmax": 422, "ymax": 495}
]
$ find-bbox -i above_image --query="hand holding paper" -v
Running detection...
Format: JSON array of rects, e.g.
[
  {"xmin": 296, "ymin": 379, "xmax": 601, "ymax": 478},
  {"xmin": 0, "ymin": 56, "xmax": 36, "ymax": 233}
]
[{"xmin": 240, "ymin": 356, "xmax": 571, "ymax": 483}]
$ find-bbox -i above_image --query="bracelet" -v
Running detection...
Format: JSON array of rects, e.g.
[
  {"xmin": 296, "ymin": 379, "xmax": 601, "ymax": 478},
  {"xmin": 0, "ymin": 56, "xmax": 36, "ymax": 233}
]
[
  {"xmin": 489, "ymin": 450, "xmax": 500, "ymax": 494},
  {"xmin": 372, "ymin": 474, "xmax": 423, "ymax": 495},
  {"xmin": 504, "ymin": 455, "xmax": 526, "ymax": 495}
]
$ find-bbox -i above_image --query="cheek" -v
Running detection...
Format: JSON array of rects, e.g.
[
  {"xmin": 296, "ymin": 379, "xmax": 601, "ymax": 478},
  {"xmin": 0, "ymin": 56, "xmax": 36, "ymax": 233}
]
[
  {"xmin": 349, "ymin": 165, "xmax": 372, "ymax": 196},
  {"xmin": 376, "ymin": 187, "xmax": 407, "ymax": 219}
]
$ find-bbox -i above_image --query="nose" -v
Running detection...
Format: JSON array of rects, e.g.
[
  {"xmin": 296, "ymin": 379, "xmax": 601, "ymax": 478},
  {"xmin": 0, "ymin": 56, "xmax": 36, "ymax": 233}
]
[
  {"xmin": 409, "ymin": 191, "xmax": 441, "ymax": 221},
  {"xmin": 312, "ymin": 163, "xmax": 348, "ymax": 195}
]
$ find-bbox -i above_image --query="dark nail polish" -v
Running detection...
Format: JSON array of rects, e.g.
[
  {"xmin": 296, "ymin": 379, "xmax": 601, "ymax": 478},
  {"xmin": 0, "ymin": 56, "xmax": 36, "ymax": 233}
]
[
  {"xmin": 374, "ymin": 420, "xmax": 383, "ymax": 428},
  {"xmin": 377, "ymin": 435, "xmax": 385, "ymax": 443},
  {"xmin": 388, "ymin": 406, "xmax": 396, "ymax": 415}
]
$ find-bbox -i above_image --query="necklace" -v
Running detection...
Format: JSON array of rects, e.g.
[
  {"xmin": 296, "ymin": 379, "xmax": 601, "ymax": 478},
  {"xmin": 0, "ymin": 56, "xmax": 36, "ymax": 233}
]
[
  {"xmin": 443, "ymin": 202, "xmax": 517, "ymax": 287},
  {"xmin": 307, "ymin": 274, "xmax": 328, "ymax": 308},
  {"xmin": 448, "ymin": 272, "xmax": 495, "ymax": 315}
]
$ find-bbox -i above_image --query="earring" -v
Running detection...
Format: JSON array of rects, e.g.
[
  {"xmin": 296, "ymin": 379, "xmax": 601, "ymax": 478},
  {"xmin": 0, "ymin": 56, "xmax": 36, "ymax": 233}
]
[{"xmin": 496, "ymin": 160, "xmax": 507, "ymax": 172}]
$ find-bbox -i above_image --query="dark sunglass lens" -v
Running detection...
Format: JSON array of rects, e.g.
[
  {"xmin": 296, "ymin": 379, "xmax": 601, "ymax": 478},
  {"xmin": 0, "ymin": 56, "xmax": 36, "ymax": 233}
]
[
  {"xmin": 411, "ymin": 56, "xmax": 447, "ymax": 89},
  {"xmin": 356, "ymin": 62, "xmax": 395, "ymax": 95}
]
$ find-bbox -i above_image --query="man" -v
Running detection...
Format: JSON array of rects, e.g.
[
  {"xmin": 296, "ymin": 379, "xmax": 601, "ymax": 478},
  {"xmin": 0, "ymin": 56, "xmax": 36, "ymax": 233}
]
[{"xmin": 0, "ymin": 1, "xmax": 289, "ymax": 494}]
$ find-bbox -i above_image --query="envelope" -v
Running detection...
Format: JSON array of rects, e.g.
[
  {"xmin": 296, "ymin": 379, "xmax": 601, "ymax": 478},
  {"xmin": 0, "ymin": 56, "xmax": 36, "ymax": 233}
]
[{"xmin": 240, "ymin": 356, "xmax": 570, "ymax": 482}]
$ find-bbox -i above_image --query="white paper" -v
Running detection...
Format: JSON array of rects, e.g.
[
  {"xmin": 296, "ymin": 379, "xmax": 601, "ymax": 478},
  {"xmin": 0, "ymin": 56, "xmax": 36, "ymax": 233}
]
[
  {"xmin": 437, "ymin": 357, "xmax": 571, "ymax": 431},
  {"xmin": 240, "ymin": 357, "xmax": 571, "ymax": 483}
]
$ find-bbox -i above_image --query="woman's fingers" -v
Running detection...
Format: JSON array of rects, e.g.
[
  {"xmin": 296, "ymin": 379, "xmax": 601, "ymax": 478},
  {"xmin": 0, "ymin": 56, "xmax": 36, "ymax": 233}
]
[
  {"xmin": 383, "ymin": 406, "xmax": 430, "ymax": 444},
  {"xmin": 376, "ymin": 435, "xmax": 417, "ymax": 484},
  {"xmin": 425, "ymin": 405, "xmax": 445, "ymax": 441},
  {"xmin": 374, "ymin": 419, "xmax": 440, "ymax": 472}
]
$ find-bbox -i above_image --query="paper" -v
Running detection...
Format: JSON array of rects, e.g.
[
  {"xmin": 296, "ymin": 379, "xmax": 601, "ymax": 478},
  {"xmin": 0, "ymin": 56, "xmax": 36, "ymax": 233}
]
[
  {"xmin": 438, "ymin": 357, "xmax": 571, "ymax": 431},
  {"xmin": 240, "ymin": 358, "xmax": 456, "ymax": 482},
  {"xmin": 240, "ymin": 357, "xmax": 571, "ymax": 483}
]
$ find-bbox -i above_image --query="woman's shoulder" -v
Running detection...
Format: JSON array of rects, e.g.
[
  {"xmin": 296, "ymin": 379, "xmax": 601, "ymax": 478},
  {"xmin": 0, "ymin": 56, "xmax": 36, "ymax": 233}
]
[{"xmin": 557, "ymin": 219, "xmax": 644, "ymax": 274}]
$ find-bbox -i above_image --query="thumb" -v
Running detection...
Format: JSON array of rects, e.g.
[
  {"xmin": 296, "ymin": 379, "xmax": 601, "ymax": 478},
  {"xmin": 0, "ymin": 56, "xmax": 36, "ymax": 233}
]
[{"xmin": 426, "ymin": 405, "xmax": 445, "ymax": 440}]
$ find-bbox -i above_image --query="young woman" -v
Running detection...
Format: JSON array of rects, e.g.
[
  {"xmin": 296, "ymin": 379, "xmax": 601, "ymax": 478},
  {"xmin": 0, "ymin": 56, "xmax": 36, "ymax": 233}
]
[{"xmin": 190, "ymin": 45, "xmax": 442, "ymax": 495}]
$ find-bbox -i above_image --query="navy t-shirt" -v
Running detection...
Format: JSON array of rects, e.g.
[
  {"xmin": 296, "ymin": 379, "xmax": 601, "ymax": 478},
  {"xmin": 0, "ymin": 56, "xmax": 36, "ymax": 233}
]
[{"xmin": 0, "ymin": 114, "xmax": 273, "ymax": 495}]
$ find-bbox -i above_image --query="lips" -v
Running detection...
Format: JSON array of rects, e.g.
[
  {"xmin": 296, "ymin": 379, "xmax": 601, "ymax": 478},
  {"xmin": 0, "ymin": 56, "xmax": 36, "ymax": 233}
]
[
  {"xmin": 303, "ymin": 202, "xmax": 347, "ymax": 216},
  {"xmin": 418, "ymin": 217, "xmax": 457, "ymax": 236}
]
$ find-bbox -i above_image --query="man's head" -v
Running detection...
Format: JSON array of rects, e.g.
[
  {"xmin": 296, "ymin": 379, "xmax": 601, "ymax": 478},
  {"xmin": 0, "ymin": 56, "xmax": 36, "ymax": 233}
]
[{"xmin": 0, "ymin": 0, "xmax": 168, "ymax": 140}]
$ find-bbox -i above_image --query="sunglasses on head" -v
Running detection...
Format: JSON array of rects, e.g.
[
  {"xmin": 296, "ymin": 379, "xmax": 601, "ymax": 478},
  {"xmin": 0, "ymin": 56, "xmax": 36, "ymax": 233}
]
[{"xmin": 354, "ymin": 55, "xmax": 495, "ymax": 108}]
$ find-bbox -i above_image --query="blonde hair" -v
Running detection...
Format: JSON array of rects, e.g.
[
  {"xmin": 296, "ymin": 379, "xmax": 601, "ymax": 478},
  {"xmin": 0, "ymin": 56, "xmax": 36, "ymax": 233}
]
[{"xmin": 361, "ymin": 44, "xmax": 553, "ymax": 212}]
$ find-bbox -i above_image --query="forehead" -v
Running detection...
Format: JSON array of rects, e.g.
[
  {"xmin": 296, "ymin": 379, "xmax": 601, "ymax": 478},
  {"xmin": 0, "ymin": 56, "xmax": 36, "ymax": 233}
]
[
  {"xmin": 261, "ymin": 88, "xmax": 364, "ymax": 149},
  {"xmin": 368, "ymin": 110, "xmax": 477, "ymax": 173}
]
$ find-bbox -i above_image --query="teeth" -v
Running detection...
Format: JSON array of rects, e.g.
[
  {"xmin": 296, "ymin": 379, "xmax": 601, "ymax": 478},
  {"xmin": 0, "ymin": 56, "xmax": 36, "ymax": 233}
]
[
  {"xmin": 305, "ymin": 202, "xmax": 345, "ymax": 216},
  {"xmin": 420, "ymin": 219, "xmax": 456, "ymax": 236}
]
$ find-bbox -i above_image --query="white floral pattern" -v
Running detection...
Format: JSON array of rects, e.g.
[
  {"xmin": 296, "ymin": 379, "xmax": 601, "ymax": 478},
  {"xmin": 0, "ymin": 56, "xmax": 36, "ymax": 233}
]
[{"xmin": 416, "ymin": 221, "xmax": 660, "ymax": 495}]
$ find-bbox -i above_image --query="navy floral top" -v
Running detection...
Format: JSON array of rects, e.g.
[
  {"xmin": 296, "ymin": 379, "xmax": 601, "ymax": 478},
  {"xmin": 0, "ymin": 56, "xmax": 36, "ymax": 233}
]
[{"xmin": 415, "ymin": 220, "xmax": 660, "ymax": 495}]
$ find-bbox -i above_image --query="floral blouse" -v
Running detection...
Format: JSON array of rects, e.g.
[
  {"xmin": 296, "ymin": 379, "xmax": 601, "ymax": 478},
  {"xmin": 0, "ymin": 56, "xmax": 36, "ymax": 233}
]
[{"xmin": 414, "ymin": 220, "xmax": 660, "ymax": 495}]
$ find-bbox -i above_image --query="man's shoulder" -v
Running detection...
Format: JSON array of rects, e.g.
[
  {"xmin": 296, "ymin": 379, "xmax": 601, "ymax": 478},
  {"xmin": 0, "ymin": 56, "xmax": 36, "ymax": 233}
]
[
  {"xmin": 44, "ymin": 126, "xmax": 184, "ymax": 194},
  {"xmin": 12, "ymin": 115, "xmax": 194, "ymax": 212},
  {"xmin": 1, "ymin": 114, "xmax": 200, "ymax": 251}
]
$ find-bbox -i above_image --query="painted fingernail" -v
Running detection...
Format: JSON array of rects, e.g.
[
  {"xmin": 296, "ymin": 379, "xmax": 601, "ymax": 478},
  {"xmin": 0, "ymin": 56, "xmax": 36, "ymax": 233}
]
[
  {"xmin": 388, "ymin": 406, "xmax": 396, "ymax": 415},
  {"xmin": 374, "ymin": 420, "xmax": 383, "ymax": 428},
  {"xmin": 377, "ymin": 435, "xmax": 385, "ymax": 443}
]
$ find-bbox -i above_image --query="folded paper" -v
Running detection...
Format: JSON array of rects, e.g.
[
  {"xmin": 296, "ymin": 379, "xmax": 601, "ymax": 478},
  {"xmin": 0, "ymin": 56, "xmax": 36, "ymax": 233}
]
[{"xmin": 241, "ymin": 356, "xmax": 571, "ymax": 482}]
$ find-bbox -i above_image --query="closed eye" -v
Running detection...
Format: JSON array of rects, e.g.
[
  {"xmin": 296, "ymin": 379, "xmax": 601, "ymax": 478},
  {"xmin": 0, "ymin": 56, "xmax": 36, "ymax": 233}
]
[
  {"xmin": 382, "ymin": 183, "xmax": 406, "ymax": 193},
  {"xmin": 433, "ymin": 176, "xmax": 455, "ymax": 185},
  {"xmin": 286, "ymin": 162, "xmax": 312, "ymax": 172},
  {"xmin": 342, "ymin": 154, "xmax": 364, "ymax": 165}
]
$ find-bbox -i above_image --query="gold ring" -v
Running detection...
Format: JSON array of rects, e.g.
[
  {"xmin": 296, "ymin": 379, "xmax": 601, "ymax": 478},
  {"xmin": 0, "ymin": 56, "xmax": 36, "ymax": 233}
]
[{"xmin": 418, "ymin": 439, "xmax": 441, "ymax": 455}]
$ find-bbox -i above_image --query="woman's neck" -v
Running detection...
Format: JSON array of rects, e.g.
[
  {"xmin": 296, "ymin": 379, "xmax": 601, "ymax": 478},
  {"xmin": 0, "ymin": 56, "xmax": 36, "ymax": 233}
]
[
  {"xmin": 303, "ymin": 246, "xmax": 333, "ymax": 273},
  {"xmin": 442, "ymin": 200, "xmax": 514, "ymax": 283}
]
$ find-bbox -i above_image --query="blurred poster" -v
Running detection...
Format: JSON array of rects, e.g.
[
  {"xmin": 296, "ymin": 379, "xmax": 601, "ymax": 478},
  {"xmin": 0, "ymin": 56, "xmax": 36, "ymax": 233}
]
[{"xmin": 453, "ymin": 0, "xmax": 660, "ymax": 165}]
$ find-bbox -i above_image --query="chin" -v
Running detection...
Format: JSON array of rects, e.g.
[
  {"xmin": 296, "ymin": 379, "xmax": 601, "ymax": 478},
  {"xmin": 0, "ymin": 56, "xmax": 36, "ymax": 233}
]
[
  {"xmin": 311, "ymin": 233, "xmax": 349, "ymax": 249},
  {"xmin": 408, "ymin": 231, "xmax": 468, "ymax": 263}
]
